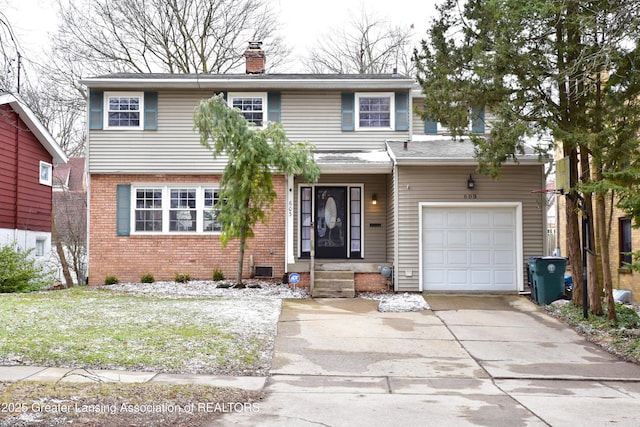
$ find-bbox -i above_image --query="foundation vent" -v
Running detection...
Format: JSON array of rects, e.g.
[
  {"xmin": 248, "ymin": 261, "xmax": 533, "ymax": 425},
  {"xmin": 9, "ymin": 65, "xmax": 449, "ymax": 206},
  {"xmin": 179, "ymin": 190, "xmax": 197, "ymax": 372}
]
[{"xmin": 254, "ymin": 266, "xmax": 273, "ymax": 278}]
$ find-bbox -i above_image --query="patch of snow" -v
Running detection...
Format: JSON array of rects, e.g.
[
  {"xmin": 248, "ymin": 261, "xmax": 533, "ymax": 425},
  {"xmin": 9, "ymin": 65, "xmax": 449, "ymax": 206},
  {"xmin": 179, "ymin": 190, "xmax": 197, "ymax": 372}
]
[
  {"xmin": 360, "ymin": 292, "xmax": 430, "ymax": 312},
  {"xmin": 102, "ymin": 280, "xmax": 309, "ymax": 300}
]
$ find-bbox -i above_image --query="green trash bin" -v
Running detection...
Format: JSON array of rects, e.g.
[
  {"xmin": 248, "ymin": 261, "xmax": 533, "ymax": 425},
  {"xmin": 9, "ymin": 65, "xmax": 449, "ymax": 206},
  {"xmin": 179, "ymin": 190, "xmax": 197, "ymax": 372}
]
[
  {"xmin": 527, "ymin": 256, "xmax": 542, "ymax": 303},
  {"xmin": 529, "ymin": 257, "xmax": 567, "ymax": 305}
]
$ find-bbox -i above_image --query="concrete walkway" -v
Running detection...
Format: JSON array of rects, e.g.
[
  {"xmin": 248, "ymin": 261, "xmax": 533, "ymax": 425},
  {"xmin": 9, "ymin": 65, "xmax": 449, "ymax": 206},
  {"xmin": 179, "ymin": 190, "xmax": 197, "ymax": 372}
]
[
  {"xmin": 0, "ymin": 366, "xmax": 265, "ymax": 391},
  {"xmin": 219, "ymin": 295, "xmax": 640, "ymax": 426}
]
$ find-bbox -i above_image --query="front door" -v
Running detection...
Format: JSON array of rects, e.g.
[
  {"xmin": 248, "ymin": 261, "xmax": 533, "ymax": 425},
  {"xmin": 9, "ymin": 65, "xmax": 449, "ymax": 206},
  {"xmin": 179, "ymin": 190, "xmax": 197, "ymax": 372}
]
[{"xmin": 315, "ymin": 186, "xmax": 347, "ymax": 258}]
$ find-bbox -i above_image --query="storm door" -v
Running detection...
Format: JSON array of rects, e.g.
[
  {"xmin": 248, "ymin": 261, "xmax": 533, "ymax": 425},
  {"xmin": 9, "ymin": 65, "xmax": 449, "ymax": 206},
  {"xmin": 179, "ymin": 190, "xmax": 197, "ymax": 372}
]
[{"xmin": 315, "ymin": 186, "xmax": 347, "ymax": 258}]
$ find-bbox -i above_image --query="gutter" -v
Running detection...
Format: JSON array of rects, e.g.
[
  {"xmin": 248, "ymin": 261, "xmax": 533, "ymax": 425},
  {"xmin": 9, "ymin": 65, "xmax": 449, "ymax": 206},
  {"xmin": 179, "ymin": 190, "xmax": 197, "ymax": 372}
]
[{"xmin": 79, "ymin": 77, "xmax": 416, "ymax": 91}]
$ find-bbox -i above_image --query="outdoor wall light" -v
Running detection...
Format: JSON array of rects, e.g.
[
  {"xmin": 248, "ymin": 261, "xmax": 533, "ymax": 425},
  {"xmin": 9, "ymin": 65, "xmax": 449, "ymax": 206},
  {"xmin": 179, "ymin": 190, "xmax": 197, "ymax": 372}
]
[
  {"xmin": 467, "ymin": 175, "xmax": 475, "ymax": 189},
  {"xmin": 372, "ymin": 193, "xmax": 377, "ymax": 205}
]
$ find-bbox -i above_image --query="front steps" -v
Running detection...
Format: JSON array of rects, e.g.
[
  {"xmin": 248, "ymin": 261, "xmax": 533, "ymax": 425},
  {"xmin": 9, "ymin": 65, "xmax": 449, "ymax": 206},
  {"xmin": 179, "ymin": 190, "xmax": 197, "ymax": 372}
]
[{"xmin": 312, "ymin": 270, "xmax": 355, "ymax": 298}]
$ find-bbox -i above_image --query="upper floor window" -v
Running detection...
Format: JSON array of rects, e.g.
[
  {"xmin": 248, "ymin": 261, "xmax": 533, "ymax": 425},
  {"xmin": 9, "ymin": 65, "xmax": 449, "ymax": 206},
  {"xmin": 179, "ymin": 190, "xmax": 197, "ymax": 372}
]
[
  {"xmin": 105, "ymin": 92, "xmax": 143, "ymax": 129},
  {"xmin": 39, "ymin": 161, "xmax": 52, "ymax": 186},
  {"xmin": 228, "ymin": 92, "xmax": 267, "ymax": 127},
  {"xmin": 356, "ymin": 93, "xmax": 394, "ymax": 130},
  {"xmin": 422, "ymin": 105, "xmax": 485, "ymax": 134}
]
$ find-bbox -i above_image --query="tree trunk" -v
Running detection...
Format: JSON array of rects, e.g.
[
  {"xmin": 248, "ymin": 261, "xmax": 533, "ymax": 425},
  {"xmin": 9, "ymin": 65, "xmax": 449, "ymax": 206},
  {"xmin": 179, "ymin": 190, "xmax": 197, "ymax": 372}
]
[
  {"xmin": 52, "ymin": 214, "xmax": 74, "ymax": 287},
  {"xmin": 566, "ymin": 151, "xmax": 584, "ymax": 306},
  {"xmin": 580, "ymin": 149, "xmax": 602, "ymax": 315},
  {"xmin": 594, "ymin": 183, "xmax": 616, "ymax": 320},
  {"xmin": 236, "ymin": 226, "xmax": 246, "ymax": 287},
  {"xmin": 587, "ymin": 251, "xmax": 603, "ymax": 315}
]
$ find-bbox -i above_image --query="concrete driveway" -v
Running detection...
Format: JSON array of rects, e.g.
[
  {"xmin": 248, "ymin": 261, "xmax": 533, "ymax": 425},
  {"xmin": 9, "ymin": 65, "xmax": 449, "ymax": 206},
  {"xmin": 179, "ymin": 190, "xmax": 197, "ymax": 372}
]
[{"xmin": 219, "ymin": 295, "xmax": 640, "ymax": 426}]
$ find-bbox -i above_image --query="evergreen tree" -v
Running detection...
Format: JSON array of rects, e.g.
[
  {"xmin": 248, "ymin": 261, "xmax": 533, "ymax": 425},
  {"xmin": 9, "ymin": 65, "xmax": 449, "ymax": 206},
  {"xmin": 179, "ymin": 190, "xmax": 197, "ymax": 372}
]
[
  {"xmin": 194, "ymin": 95, "xmax": 320, "ymax": 285},
  {"xmin": 414, "ymin": 0, "xmax": 640, "ymax": 318}
]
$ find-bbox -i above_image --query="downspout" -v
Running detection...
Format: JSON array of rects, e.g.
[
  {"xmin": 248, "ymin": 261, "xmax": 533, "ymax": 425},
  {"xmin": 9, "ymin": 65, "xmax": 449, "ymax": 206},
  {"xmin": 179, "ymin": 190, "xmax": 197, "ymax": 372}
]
[
  {"xmin": 310, "ymin": 221, "xmax": 315, "ymax": 293},
  {"xmin": 386, "ymin": 140, "xmax": 400, "ymax": 292}
]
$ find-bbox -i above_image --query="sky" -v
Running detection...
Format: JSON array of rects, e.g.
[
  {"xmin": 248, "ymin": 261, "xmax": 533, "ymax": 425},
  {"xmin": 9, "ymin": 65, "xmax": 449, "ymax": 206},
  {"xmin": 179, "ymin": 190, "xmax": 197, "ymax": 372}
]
[
  {"xmin": 276, "ymin": 0, "xmax": 438, "ymax": 69},
  {"xmin": 2, "ymin": 0, "xmax": 438, "ymax": 74}
]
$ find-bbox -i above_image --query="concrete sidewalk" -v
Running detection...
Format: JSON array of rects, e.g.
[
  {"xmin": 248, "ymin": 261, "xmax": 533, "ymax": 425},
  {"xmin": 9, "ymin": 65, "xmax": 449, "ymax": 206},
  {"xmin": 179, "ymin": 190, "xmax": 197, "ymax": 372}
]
[
  {"xmin": 220, "ymin": 295, "xmax": 640, "ymax": 426},
  {"xmin": 0, "ymin": 365, "xmax": 266, "ymax": 391}
]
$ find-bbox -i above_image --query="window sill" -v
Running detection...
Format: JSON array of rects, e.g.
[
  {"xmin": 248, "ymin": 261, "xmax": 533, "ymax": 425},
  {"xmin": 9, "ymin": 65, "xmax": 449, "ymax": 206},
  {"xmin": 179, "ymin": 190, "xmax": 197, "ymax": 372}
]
[
  {"xmin": 618, "ymin": 267, "xmax": 633, "ymax": 274},
  {"xmin": 354, "ymin": 127, "xmax": 394, "ymax": 132}
]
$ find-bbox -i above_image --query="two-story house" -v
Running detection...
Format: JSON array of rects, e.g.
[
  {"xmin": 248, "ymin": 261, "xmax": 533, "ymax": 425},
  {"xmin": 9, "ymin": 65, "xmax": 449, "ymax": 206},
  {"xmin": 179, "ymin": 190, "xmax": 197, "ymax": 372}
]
[
  {"xmin": 0, "ymin": 93, "xmax": 68, "ymax": 268},
  {"xmin": 82, "ymin": 44, "xmax": 546, "ymax": 295}
]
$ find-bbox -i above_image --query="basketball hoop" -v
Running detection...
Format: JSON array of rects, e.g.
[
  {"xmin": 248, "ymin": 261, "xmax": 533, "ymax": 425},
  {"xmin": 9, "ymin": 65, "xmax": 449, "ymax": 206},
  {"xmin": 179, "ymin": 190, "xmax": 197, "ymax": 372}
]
[{"xmin": 531, "ymin": 189, "xmax": 562, "ymax": 209}]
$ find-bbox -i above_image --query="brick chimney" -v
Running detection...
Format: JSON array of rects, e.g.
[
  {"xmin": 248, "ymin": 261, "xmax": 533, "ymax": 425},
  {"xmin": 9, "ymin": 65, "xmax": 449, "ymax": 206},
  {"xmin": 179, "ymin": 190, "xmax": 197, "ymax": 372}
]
[{"xmin": 244, "ymin": 41, "xmax": 266, "ymax": 74}]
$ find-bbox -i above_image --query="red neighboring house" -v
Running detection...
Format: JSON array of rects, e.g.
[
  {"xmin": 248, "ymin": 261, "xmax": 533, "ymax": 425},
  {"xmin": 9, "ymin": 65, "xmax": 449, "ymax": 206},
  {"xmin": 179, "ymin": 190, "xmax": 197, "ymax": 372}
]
[{"xmin": 0, "ymin": 93, "xmax": 68, "ymax": 269}]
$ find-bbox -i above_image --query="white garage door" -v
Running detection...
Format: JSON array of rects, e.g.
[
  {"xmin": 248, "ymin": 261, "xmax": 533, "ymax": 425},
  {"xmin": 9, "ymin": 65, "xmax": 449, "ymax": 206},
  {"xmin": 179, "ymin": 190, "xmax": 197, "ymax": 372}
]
[{"xmin": 422, "ymin": 205, "xmax": 519, "ymax": 292}]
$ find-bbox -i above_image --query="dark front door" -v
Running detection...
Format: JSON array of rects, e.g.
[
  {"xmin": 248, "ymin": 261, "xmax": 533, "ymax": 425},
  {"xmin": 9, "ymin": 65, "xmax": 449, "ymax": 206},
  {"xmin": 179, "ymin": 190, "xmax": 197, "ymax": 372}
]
[{"xmin": 315, "ymin": 186, "xmax": 347, "ymax": 258}]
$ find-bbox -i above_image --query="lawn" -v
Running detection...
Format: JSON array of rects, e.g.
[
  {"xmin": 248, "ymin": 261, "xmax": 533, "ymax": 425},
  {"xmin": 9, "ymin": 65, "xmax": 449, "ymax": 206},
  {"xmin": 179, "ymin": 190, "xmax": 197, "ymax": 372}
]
[
  {"xmin": 0, "ymin": 286, "xmax": 281, "ymax": 375},
  {"xmin": 546, "ymin": 301, "xmax": 640, "ymax": 363}
]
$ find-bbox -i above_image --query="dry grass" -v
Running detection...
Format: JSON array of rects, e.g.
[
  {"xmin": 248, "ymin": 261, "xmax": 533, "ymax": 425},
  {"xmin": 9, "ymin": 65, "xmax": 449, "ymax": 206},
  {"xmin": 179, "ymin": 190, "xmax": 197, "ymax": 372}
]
[{"xmin": 0, "ymin": 381, "xmax": 264, "ymax": 426}]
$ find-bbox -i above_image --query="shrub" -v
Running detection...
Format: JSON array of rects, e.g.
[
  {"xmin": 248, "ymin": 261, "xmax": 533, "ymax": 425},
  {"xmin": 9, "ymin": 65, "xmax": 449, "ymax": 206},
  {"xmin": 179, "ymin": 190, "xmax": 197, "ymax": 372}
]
[
  {"xmin": 104, "ymin": 275, "xmax": 119, "ymax": 285},
  {"xmin": 212, "ymin": 268, "xmax": 225, "ymax": 281},
  {"xmin": 0, "ymin": 243, "xmax": 45, "ymax": 293},
  {"xmin": 175, "ymin": 273, "xmax": 191, "ymax": 283},
  {"xmin": 140, "ymin": 273, "xmax": 155, "ymax": 283}
]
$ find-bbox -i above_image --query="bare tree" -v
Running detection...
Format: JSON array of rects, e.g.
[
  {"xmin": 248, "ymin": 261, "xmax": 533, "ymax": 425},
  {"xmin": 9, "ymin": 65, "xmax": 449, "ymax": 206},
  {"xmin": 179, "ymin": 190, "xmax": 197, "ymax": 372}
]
[
  {"xmin": 54, "ymin": 0, "xmax": 290, "ymax": 74},
  {"xmin": 20, "ymin": 82, "xmax": 86, "ymax": 157},
  {"xmin": 302, "ymin": 7, "xmax": 415, "ymax": 75},
  {"xmin": 52, "ymin": 160, "xmax": 87, "ymax": 286},
  {"xmin": 0, "ymin": 9, "xmax": 21, "ymax": 92}
]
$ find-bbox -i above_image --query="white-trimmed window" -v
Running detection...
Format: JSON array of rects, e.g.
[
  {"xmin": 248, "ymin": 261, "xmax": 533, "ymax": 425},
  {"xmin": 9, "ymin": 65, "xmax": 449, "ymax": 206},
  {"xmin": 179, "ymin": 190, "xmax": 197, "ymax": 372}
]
[
  {"xmin": 39, "ymin": 161, "xmax": 52, "ymax": 186},
  {"xmin": 132, "ymin": 186, "xmax": 221, "ymax": 234},
  {"xmin": 35, "ymin": 238, "xmax": 46, "ymax": 257},
  {"xmin": 169, "ymin": 189, "xmax": 197, "ymax": 232},
  {"xmin": 105, "ymin": 92, "xmax": 143, "ymax": 129},
  {"xmin": 135, "ymin": 188, "xmax": 163, "ymax": 232},
  {"xmin": 203, "ymin": 189, "xmax": 222, "ymax": 232},
  {"xmin": 228, "ymin": 92, "xmax": 267, "ymax": 127},
  {"xmin": 356, "ymin": 92, "xmax": 394, "ymax": 130}
]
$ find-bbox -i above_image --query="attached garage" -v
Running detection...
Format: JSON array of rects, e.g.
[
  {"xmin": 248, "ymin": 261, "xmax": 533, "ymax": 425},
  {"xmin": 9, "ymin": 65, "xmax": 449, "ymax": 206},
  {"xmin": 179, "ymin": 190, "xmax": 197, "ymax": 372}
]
[{"xmin": 420, "ymin": 203, "xmax": 523, "ymax": 292}]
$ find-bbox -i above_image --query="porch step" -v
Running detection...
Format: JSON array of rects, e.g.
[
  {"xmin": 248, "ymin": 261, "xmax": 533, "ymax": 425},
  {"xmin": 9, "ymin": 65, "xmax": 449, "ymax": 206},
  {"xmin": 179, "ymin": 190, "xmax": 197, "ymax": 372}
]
[{"xmin": 312, "ymin": 270, "xmax": 355, "ymax": 298}]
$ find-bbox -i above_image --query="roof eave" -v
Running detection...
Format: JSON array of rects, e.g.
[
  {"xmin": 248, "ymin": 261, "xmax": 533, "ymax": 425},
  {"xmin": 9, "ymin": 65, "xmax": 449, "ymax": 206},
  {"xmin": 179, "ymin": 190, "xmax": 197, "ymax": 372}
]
[
  {"xmin": 0, "ymin": 93, "xmax": 68, "ymax": 164},
  {"xmin": 393, "ymin": 156, "xmax": 544, "ymax": 166},
  {"xmin": 79, "ymin": 77, "xmax": 415, "ymax": 91},
  {"xmin": 318, "ymin": 163, "xmax": 393, "ymax": 174}
]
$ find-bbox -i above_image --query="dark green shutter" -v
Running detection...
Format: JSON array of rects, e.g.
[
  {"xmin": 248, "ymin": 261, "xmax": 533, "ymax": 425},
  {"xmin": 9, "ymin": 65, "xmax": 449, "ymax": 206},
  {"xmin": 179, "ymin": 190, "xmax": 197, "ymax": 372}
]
[
  {"xmin": 341, "ymin": 92, "xmax": 355, "ymax": 131},
  {"xmin": 116, "ymin": 184, "xmax": 131, "ymax": 236},
  {"xmin": 394, "ymin": 91, "xmax": 409, "ymax": 131},
  {"xmin": 89, "ymin": 90, "xmax": 103, "ymax": 130},
  {"xmin": 144, "ymin": 92, "xmax": 158, "ymax": 130},
  {"xmin": 472, "ymin": 105, "xmax": 485, "ymax": 133},
  {"xmin": 267, "ymin": 92, "xmax": 281, "ymax": 123},
  {"xmin": 423, "ymin": 117, "xmax": 438, "ymax": 134}
]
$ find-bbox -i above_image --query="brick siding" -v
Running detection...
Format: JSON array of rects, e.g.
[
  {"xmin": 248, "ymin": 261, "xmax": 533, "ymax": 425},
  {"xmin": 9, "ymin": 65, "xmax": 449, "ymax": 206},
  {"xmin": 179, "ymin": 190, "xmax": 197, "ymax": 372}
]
[
  {"xmin": 287, "ymin": 272, "xmax": 391, "ymax": 293},
  {"xmin": 88, "ymin": 174, "xmax": 286, "ymax": 285},
  {"xmin": 558, "ymin": 195, "xmax": 640, "ymax": 303}
]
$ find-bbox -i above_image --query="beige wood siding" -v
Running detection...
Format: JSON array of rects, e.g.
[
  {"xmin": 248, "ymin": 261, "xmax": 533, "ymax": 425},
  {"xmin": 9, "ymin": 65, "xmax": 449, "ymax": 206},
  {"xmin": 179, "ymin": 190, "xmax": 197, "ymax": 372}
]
[
  {"xmin": 89, "ymin": 90, "xmax": 410, "ymax": 174},
  {"xmin": 282, "ymin": 91, "xmax": 408, "ymax": 151},
  {"xmin": 89, "ymin": 90, "xmax": 228, "ymax": 174},
  {"xmin": 292, "ymin": 174, "xmax": 388, "ymax": 263},
  {"xmin": 396, "ymin": 164, "xmax": 545, "ymax": 292}
]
